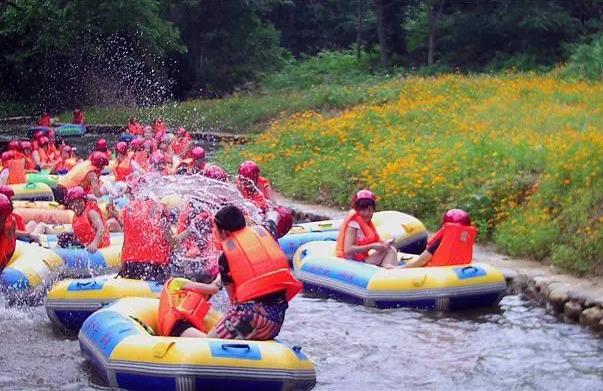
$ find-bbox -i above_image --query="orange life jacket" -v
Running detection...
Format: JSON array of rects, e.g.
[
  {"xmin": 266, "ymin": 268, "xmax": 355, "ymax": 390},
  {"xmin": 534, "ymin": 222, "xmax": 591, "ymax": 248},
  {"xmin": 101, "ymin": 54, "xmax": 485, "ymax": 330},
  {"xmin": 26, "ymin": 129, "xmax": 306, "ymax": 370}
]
[
  {"xmin": 37, "ymin": 147, "xmax": 49, "ymax": 164},
  {"xmin": 73, "ymin": 112, "xmax": 85, "ymax": 124},
  {"xmin": 222, "ymin": 225, "xmax": 301, "ymax": 304},
  {"xmin": 113, "ymin": 156, "xmax": 133, "ymax": 182},
  {"xmin": 158, "ymin": 278, "xmax": 211, "ymax": 336},
  {"xmin": 426, "ymin": 223, "xmax": 477, "ymax": 267},
  {"xmin": 171, "ymin": 137, "xmax": 191, "ymax": 157},
  {"xmin": 132, "ymin": 151, "xmax": 149, "ymax": 171},
  {"xmin": 13, "ymin": 212, "xmax": 26, "ymax": 231},
  {"xmin": 257, "ymin": 176, "xmax": 273, "ymax": 200},
  {"xmin": 335, "ymin": 209, "xmax": 381, "ymax": 261},
  {"xmin": 121, "ymin": 199, "xmax": 171, "ymax": 265},
  {"xmin": 72, "ymin": 201, "xmax": 110, "ymax": 248},
  {"xmin": 3, "ymin": 159, "xmax": 27, "ymax": 184},
  {"xmin": 128, "ymin": 122, "xmax": 143, "ymax": 136},
  {"xmin": 237, "ymin": 180, "xmax": 269, "ymax": 213},
  {"xmin": 23, "ymin": 154, "xmax": 36, "ymax": 170},
  {"xmin": 0, "ymin": 214, "xmax": 16, "ymax": 273},
  {"xmin": 38, "ymin": 116, "xmax": 51, "ymax": 127},
  {"xmin": 58, "ymin": 160, "xmax": 97, "ymax": 189}
]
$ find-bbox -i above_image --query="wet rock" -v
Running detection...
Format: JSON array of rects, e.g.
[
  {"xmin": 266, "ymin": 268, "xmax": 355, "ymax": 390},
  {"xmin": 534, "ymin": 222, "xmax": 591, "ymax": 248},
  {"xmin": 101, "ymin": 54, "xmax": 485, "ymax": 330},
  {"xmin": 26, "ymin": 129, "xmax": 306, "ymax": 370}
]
[
  {"xmin": 567, "ymin": 289, "xmax": 589, "ymax": 305},
  {"xmin": 548, "ymin": 288, "xmax": 569, "ymax": 312},
  {"xmin": 579, "ymin": 306, "xmax": 603, "ymax": 327},
  {"xmin": 563, "ymin": 301, "xmax": 583, "ymax": 320}
]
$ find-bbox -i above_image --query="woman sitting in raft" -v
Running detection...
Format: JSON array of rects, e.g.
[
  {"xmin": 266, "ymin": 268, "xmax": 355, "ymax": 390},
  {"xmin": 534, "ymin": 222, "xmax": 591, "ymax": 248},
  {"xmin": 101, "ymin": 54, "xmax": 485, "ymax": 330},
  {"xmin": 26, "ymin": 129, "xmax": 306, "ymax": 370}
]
[
  {"xmin": 336, "ymin": 189, "xmax": 398, "ymax": 269},
  {"xmin": 167, "ymin": 205, "xmax": 301, "ymax": 340},
  {"xmin": 236, "ymin": 161, "xmax": 275, "ymax": 212},
  {"xmin": 399, "ymin": 209, "xmax": 477, "ymax": 268},
  {"xmin": 62, "ymin": 186, "xmax": 110, "ymax": 253},
  {"xmin": 56, "ymin": 151, "xmax": 109, "ymax": 201}
]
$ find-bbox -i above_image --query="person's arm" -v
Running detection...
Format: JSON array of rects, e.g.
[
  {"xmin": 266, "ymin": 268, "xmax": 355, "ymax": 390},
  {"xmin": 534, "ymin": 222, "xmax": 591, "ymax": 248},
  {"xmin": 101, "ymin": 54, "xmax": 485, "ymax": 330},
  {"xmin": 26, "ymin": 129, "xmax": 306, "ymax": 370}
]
[
  {"xmin": 0, "ymin": 169, "xmax": 8, "ymax": 186},
  {"xmin": 86, "ymin": 210, "xmax": 105, "ymax": 253},
  {"xmin": 88, "ymin": 172, "xmax": 102, "ymax": 197},
  {"xmin": 183, "ymin": 280, "xmax": 220, "ymax": 295},
  {"xmin": 32, "ymin": 150, "xmax": 42, "ymax": 167}
]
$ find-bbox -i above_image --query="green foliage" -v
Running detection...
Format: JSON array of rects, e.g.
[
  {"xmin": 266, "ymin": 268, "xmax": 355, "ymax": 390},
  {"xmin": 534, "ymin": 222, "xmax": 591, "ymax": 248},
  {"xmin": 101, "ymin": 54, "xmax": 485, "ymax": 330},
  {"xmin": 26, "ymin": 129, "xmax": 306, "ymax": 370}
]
[
  {"xmin": 562, "ymin": 34, "xmax": 603, "ymax": 80},
  {"xmin": 0, "ymin": 101, "xmax": 31, "ymax": 118}
]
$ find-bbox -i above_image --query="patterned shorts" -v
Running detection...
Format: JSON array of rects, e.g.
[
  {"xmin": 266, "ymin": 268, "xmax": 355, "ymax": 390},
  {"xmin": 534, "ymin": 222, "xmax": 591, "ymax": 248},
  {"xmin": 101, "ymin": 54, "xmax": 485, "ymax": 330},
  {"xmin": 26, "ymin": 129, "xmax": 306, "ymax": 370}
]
[{"xmin": 211, "ymin": 300, "xmax": 287, "ymax": 340}]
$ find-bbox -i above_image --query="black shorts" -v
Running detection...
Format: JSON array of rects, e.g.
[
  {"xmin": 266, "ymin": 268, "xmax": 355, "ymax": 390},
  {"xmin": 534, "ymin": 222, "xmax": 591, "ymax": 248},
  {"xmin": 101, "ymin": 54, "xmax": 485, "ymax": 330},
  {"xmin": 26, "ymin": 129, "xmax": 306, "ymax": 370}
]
[
  {"xmin": 170, "ymin": 320, "xmax": 195, "ymax": 337},
  {"xmin": 118, "ymin": 262, "xmax": 168, "ymax": 283}
]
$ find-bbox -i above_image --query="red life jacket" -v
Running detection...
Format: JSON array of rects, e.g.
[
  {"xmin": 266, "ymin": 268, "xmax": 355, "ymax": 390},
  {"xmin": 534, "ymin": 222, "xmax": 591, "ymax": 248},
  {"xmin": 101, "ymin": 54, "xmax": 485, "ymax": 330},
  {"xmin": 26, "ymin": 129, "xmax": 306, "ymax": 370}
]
[
  {"xmin": 0, "ymin": 214, "xmax": 17, "ymax": 273},
  {"xmin": 38, "ymin": 115, "xmax": 51, "ymax": 127},
  {"xmin": 2, "ymin": 159, "xmax": 27, "ymax": 184},
  {"xmin": 335, "ymin": 209, "xmax": 381, "ymax": 261},
  {"xmin": 222, "ymin": 225, "xmax": 301, "ymax": 304},
  {"xmin": 72, "ymin": 112, "xmax": 85, "ymax": 124},
  {"xmin": 23, "ymin": 154, "xmax": 36, "ymax": 170},
  {"xmin": 171, "ymin": 137, "xmax": 191, "ymax": 157},
  {"xmin": 133, "ymin": 151, "xmax": 149, "ymax": 171},
  {"xmin": 257, "ymin": 176, "xmax": 273, "ymax": 200},
  {"xmin": 121, "ymin": 199, "xmax": 171, "ymax": 265},
  {"xmin": 72, "ymin": 202, "xmax": 110, "ymax": 248},
  {"xmin": 158, "ymin": 278, "xmax": 211, "ymax": 336},
  {"xmin": 237, "ymin": 180, "xmax": 269, "ymax": 213},
  {"xmin": 13, "ymin": 212, "xmax": 26, "ymax": 231},
  {"xmin": 426, "ymin": 223, "xmax": 477, "ymax": 267},
  {"xmin": 128, "ymin": 122, "xmax": 143, "ymax": 136},
  {"xmin": 113, "ymin": 156, "xmax": 133, "ymax": 182}
]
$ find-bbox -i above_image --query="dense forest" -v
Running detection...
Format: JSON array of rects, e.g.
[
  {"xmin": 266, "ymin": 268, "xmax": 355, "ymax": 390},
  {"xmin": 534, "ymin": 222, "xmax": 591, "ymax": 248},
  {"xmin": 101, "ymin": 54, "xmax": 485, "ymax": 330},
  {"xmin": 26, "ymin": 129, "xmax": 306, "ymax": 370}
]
[{"xmin": 0, "ymin": 0, "xmax": 601, "ymax": 110}]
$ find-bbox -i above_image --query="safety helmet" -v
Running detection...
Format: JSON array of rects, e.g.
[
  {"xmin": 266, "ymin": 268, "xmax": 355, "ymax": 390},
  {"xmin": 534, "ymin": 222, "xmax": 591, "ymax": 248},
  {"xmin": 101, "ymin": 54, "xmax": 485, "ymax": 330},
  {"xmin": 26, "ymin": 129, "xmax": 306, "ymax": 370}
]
[
  {"xmin": 238, "ymin": 161, "xmax": 260, "ymax": 182},
  {"xmin": 8, "ymin": 141, "xmax": 21, "ymax": 151},
  {"xmin": 352, "ymin": 189, "xmax": 376, "ymax": 208},
  {"xmin": 0, "ymin": 194, "xmax": 12, "ymax": 216},
  {"xmin": 442, "ymin": 209, "xmax": 471, "ymax": 226},
  {"xmin": 65, "ymin": 186, "xmax": 86, "ymax": 203},
  {"xmin": 0, "ymin": 185, "xmax": 15, "ymax": 199},
  {"xmin": 130, "ymin": 138, "xmax": 143, "ymax": 151},
  {"xmin": 95, "ymin": 139, "xmax": 108, "ymax": 151},
  {"xmin": 115, "ymin": 142, "xmax": 128, "ymax": 154},
  {"xmin": 90, "ymin": 151, "xmax": 109, "ymax": 168},
  {"xmin": 1, "ymin": 151, "xmax": 15, "ymax": 163},
  {"xmin": 203, "ymin": 165, "xmax": 228, "ymax": 182},
  {"xmin": 191, "ymin": 147, "xmax": 206, "ymax": 160},
  {"xmin": 20, "ymin": 141, "xmax": 32, "ymax": 150}
]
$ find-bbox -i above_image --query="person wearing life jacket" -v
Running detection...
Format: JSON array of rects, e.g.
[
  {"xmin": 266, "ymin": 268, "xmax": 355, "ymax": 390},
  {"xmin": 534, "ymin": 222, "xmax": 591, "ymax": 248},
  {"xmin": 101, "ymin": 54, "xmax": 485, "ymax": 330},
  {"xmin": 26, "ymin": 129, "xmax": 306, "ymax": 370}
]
[
  {"xmin": 57, "ymin": 151, "xmax": 108, "ymax": 201},
  {"xmin": 63, "ymin": 186, "xmax": 110, "ymax": 252},
  {"xmin": 203, "ymin": 165, "xmax": 229, "ymax": 182},
  {"xmin": 158, "ymin": 277, "xmax": 216, "ymax": 337},
  {"xmin": 0, "ymin": 194, "xmax": 17, "ymax": 274},
  {"xmin": 236, "ymin": 161, "xmax": 271, "ymax": 213},
  {"xmin": 95, "ymin": 139, "xmax": 113, "ymax": 161},
  {"xmin": 175, "ymin": 146, "xmax": 206, "ymax": 175},
  {"xmin": 400, "ymin": 209, "xmax": 477, "ymax": 268},
  {"xmin": 173, "ymin": 205, "xmax": 302, "ymax": 340},
  {"xmin": 171, "ymin": 127, "xmax": 193, "ymax": 158},
  {"xmin": 38, "ymin": 112, "xmax": 52, "ymax": 127},
  {"xmin": 152, "ymin": 117, "xmax": 167, "ymax": 137},
  {"xmin": 112, "ymin": 142, "xmax": 141, "ymax": 182},
  {"xmin": 52, "ymin": 145, "xmax": 77, "ymax": 174},
  {"xmin": 336, "ymin": 189, "xmax": 398, "ymax": 268},
  {"xmin": 130, "ymin": 138, "xmax": 149, "ymax": 172},
  {"xmin": 8, "ymin": 141, "xmax": 24, "ymax": 160},
  {"xmin": 142, "ymin": 125, "xmax": 154, "ymax": 141},
  {"xmin": 32, "ymin": 136, "xmax": 52, "ymax": 169},
  {"xmin": 0, "ymin": 185, "xmax": 30, "ymax": 242},
  {"xmin": 0, "ymin": 151, "xmax": 27, "ymax": 185},
  {"xmin": 72, "ymin": 107, "xmax": 85, "ymax": 125},
  {"xmin": 127, "ymin": 116, "xmax": 143, "ymax": 136},
  {"xmin": 150, "ymin": 151, "xmax": 171, "ymax": 175},
  {"xmin": 117, "ymin": 198, "xmax": 179, "ymax": 282},
  {"xmin": 20, "ymin": 141, "xmax": 36, "ymax": 171}
]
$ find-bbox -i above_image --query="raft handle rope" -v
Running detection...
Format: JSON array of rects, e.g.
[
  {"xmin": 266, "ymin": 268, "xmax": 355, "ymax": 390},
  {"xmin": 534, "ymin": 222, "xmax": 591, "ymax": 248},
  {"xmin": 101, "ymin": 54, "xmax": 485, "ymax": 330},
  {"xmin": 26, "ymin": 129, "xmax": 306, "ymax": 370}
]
[{"xmin": 129, "ymin": 315, "xmax": 155, "ymax": 336}]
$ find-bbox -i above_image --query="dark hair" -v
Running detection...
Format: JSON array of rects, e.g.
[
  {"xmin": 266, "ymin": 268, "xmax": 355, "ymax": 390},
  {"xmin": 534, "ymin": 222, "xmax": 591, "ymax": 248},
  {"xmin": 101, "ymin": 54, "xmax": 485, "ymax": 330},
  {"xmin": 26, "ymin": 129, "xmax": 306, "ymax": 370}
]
[
  {"xmin": 214, "ymin": 205, "xmax": 246, "ymax": 231},
  {"xmin": 355, "ymin": 198, "xmax": 375, "ymax": 209}
]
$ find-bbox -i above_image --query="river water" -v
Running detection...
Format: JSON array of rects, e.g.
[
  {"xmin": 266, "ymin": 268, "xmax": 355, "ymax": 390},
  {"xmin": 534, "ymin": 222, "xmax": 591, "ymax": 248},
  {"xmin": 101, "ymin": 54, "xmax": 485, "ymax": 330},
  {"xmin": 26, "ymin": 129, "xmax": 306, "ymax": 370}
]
[
  {"xmin": 0, "ymin": 128, "xmax": 602, "ymax": 390},
  {"xmin": 1, "ymin": 292, "xmax": 602, "ymax": 391}
]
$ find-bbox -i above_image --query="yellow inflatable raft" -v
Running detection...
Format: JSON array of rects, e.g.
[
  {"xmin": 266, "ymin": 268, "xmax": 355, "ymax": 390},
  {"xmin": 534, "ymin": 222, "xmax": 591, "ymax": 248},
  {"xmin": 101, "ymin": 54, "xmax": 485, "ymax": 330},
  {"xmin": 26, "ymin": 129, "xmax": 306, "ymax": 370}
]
[
  {"xmin": 293, "ymin": 241, "xmax": 506, "ymax": 310},
  {"xmin": 10, "ymin": 182, "xmax": 54, "ymax": 201},
  {"xmin": 79, "ymin": 297, "xmax": 316, "ymax": 390}
]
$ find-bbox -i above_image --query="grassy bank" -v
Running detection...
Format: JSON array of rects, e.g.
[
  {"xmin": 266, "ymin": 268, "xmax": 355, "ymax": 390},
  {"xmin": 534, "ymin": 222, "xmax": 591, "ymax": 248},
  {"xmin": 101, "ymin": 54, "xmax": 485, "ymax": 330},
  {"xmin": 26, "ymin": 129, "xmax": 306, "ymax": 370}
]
[{"xmin": 217, "ymin": 73, "xmax": 603, "ymax": 275}]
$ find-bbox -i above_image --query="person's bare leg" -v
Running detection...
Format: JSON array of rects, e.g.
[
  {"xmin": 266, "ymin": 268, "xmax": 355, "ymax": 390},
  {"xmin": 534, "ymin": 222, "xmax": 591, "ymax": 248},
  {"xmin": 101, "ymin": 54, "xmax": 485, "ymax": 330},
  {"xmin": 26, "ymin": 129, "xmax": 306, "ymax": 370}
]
[
  {"xmin": 381, "ymin": 246, "xmax": 399, "ymax": 269},
  {"xmin": 365, "ymin": 250, "xmax": 387, "ymax": 266},
  {"xmin": 180, "ymin": 327, "xmax": 207, "ymax": 338}
]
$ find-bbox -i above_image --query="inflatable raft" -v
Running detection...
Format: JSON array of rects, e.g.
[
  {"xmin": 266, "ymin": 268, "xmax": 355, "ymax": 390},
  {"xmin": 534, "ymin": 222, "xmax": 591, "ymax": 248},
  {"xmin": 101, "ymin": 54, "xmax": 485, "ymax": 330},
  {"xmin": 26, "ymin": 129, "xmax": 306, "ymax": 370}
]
[
  {"xmin": 279, "ymin": 211, "xmax": 428, "ymax": 260},
  {"xmin": 0, "ymin": 241, "xmax": 122, "ymax": 303},
  {"xmin": 9, "ymin": 182, "xmax": 54, "ymax": 201},
  {"xmin": 292, "ymin": 241, "xmax": 506, "ymax": 310},
  {"xmin": 79, "ymin": 297, "xmax": 316, "ymax": 391},
  {"xmin": 57, "ymin": 123, "xmax": 86, "ymax": 137},
  {"xmin": 26, "ymin": 171, "xmax": 59, "ymax": 188},
  {"xmin": 46, "ymin": 275, "xmax": 162, "ymax": 332}
]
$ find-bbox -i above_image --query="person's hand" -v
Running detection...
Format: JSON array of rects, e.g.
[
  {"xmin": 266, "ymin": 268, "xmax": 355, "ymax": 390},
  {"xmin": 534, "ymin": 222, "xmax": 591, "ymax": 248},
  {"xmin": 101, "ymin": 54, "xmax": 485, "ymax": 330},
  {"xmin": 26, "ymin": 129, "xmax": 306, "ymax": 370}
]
[
  {"xmin": 86, "ymin": 243, "xmax": 98, "ymax": 253},
  {"xmin": 383, "ymin": 238, "xmax": 394, "ymax": 247},
  {"xmin": 372, "ymin": 242, "xmax": 388, "ymax": 252}
]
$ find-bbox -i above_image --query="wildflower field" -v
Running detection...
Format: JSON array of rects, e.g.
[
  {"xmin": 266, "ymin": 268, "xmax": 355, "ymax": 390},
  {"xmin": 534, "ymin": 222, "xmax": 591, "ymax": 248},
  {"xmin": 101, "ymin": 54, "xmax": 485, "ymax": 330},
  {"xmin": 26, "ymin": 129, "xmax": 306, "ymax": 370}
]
[{"xmin": 218, "ymin": 74, "xmax": 603, "ymax": 275}]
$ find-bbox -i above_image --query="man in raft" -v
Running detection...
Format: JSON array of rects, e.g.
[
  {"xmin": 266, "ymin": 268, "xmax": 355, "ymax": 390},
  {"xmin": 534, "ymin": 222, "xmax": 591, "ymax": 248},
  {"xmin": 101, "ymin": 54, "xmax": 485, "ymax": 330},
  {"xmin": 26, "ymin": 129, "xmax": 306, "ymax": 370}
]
[
  {"xmin": 0, "ymin": 194, "xmax": 16, "ymax": 275},
  {"xmin": 38, "ymin": 112, "xmax": 52, "ymax": 127},
  {"xmin": 62, "ymin": 186, "xmax": 110, "ymax": 253},
  {"xmin": 56, "ymin": 151, "xmax": 109, "ymax": 201},
  {"xmin": 166, "ymin": 205, "xmax": 301, "ymax": 340},
  {"xmin": 72, "ymin": 107, "xmax": 85, "ymax": 125},
  {"xmin": 127, "ymin": 116, "xmax": 143, "ymax": 136},
  {"xmin": 0, "ymin": 151, "xmax": 27, "ymax": 185},
  {"xmin": 336, "ymin": 189, "xmax": 398, "ymax": 268},
  {"xmin": 175, "ymin": 146, "xmax": 206, "ymax": 175},
  {"xmin": 399, "ymin": 209, "xmax": 477, "ymax": 268}
]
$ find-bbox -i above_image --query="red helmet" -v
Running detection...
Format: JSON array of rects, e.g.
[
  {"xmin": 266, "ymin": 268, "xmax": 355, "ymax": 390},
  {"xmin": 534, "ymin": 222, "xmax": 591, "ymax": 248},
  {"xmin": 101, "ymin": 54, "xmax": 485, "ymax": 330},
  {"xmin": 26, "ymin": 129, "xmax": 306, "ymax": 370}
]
[
  {"xmin": 130, "ymin": 138, "xmax": 144, "ymax": 150},
  {"xmin": 8, "ymin": 141, "xmax": 21, "ymax": 151},
  {"xmin": 95, "ymin": 139, "xmax": 108, "ymax": 151},
  {"xmin": 0, "ymin": 194, "xmax": 12, "ymax": 216},
  {"xmin": 442, "ymin": 209, "xmax": 471, "ymax": 226},
  {"xmin": 65, "ymin": 186, "xmax": 86, "ymax": 203},
  {"xmin": 275, "ymin": 206, "xmax": 293, "ymax": 238},
  {"xmin": 204, "ymin": 165, "xmax": 228, "ymax": 182},
  {"xmin": 191, "ymin": 147, "xmax": 206, "ymax": 160},
  {"xmin": 352, "ymin": 189, "xmax": 376, "ymax": 207},
  {"xmin": 238, "ymin": 161, "xmax": 260, "ymax": 182},
  {"xmin": 20, "ymin": 141, "xmax": 32, "ymax": 150},
  {"xmin": 90, "ymin": 151, "xmax": 109, "ymax": 168},
  {"xmin": 115, "ymin": 142, "xmax": 128, "ymax": 154},
  {"xmin": 0, "ymin": 185, "xmax": 15, "ymax": 199},
  {"xmin": 2, "ymin": 151, "xmax": 15, "ymax": 163},
  {"xmin": 39, "ymin": 136, "xmax": 50, "ymax": 146},
  {"xmin": 151, "ymin": 151, "xmax": 166, "ymax": 164}
]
